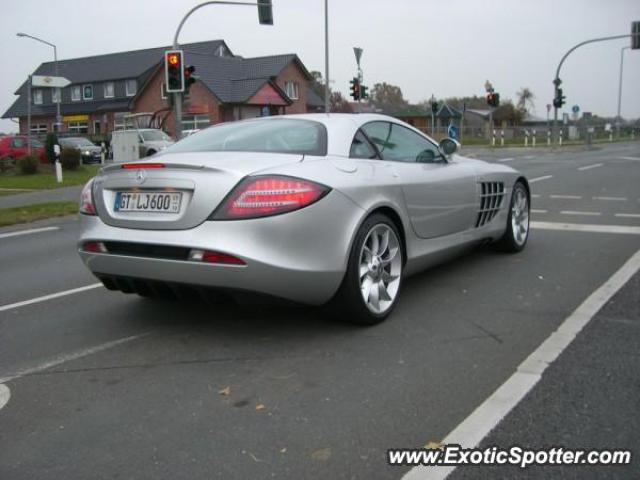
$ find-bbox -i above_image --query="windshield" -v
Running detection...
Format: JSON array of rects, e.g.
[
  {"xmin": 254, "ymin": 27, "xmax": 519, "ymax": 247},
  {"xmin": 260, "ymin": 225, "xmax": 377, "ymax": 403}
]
[
  {"xmin": 140, "ymin": 130, "xmax": 172, "ymax": 142},
  {"xmin": 61, "ymin": 138, "xmax": 94, "ymax": 147},
  {"xmin": 166, "ymin": 119, "xmax": 327, "ymax": 156}
]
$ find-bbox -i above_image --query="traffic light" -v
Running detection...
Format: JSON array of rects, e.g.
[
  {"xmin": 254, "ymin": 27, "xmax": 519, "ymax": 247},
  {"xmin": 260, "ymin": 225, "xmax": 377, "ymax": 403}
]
[
  {"xmin": 165, "ymin": 50, "xmax": 184, "ymax": 93},
  {"xmin": 553, "ymin": 88, "xmax": 565, "ymax": 108},
  {"xmin": 349, "ymin": 77, "xmax": 361, "ymax": 100},
  {"xmin": 184, "ymin": 65, "xmax": 197, "ymax": 94},
  {"xmin": 486, "ymin": 92, "xmax": 500, "ymax": 107},
  {"xmin": 360, "ymin": 85, "xmax": 368, "ymax": 100},
  {"xmin": 258, "ymin": 0, "xmax": 273, "ymax": 25},
  {"xmin": 632, "ymin": 21, "xmax": 640, "ymax": 50},
  {"xmin": 431, "ymin": 101, "xmax": 439, "ymax": 114}
]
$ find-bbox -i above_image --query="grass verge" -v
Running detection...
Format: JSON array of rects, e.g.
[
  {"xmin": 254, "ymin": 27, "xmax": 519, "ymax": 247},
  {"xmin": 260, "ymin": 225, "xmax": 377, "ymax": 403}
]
[
  {"xmin": 0, "ymin": 165, "xmax": 100, "ymax": 190},
  {"xmin": 0, "ymin": 202, "xmax": 78, "ymax": 227}
]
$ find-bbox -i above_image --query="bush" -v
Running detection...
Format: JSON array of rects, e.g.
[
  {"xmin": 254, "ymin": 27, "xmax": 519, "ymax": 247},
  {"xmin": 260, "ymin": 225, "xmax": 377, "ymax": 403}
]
[
  {"xmin": 45, "ymin": 132, "xmax": 59, "ymax": 164},
  {"xmin": 60, "ymin": 146, "xmax": 81, "ymax": 171},
  {"xmin": 0, "ymin": 155, "xmax": 15, "ymax": 174},
  {"xmin": 16, "ymin": 155, "xmax": 39, "ymax": 175}
]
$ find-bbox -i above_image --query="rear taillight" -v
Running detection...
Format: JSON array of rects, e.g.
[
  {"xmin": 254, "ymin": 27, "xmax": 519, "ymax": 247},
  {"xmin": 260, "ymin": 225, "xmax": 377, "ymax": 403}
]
[
  {"xmin": 189, "ymin": 249, "xmax": 246, "ymax": 265},
  {"xmin": 79, "ymin": 178, "xmax": 96, "ymax": 215},
  {"xmin": 211, "ymin": 175, "xmax": 330, "ymax": 220}
]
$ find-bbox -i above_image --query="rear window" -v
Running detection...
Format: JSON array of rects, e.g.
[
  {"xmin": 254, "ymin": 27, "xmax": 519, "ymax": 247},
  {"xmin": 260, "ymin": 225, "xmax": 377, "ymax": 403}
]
[{"xmin": 166, "ymin": 118, "xmax": 327, "ymax": 156}]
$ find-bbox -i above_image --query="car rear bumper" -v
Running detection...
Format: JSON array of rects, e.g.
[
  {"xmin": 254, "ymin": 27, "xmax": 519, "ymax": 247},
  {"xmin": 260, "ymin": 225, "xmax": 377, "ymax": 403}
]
[{"xmin": 78, "ymin": 190, "xmax": 365, "ymax": 305}]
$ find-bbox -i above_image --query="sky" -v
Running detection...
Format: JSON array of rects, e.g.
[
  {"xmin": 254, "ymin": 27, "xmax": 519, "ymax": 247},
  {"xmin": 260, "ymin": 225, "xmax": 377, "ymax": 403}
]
[{"xmin": 1, "ymin": 0, "xmax": 639, "ymax": 132}]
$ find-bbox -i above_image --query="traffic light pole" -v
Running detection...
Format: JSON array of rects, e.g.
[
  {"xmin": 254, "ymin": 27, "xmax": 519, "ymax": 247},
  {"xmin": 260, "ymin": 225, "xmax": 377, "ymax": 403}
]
[
  {"xmin": 552, "ymin": 33, "xmax": 633, "ymax": 145},
  {"xmin": 171, "ymin": 0, "xmax": 273, "ymax": 138}
]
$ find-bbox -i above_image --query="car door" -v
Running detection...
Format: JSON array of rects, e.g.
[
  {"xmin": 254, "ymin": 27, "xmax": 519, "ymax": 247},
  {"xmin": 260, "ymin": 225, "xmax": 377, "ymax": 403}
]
[
  {"xmin": 11, "ymin": 137, "xmax": 28, "ymax": 158},
  {"xmin": 360, "ymin": 121, "xmax": 477, "ymax": 239}
]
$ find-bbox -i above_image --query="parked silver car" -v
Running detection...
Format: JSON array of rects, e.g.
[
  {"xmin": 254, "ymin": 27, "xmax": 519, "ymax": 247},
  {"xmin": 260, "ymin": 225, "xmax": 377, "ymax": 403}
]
[{"xmin": 78, "ymin": 114, "xmax": 530, "ymax": 324}]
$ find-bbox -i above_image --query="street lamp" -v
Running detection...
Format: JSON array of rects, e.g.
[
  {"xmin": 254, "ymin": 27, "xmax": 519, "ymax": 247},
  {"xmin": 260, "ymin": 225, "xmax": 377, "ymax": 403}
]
[{"xmin": 16, "ymin": 32, "xmax": 62, "ymax": 132}]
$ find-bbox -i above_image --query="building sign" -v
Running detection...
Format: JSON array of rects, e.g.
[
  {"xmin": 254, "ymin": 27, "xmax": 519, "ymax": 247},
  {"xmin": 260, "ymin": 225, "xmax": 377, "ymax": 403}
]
[{"xmin": 63, "ymin": 114, "xmax": 89, "ymax": 122}]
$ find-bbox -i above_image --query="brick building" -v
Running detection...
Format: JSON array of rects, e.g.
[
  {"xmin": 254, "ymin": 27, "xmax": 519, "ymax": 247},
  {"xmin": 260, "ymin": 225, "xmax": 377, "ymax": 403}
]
[{"xmin": 2, "ymin": 40, "xmax": 324, "ymax": 138}]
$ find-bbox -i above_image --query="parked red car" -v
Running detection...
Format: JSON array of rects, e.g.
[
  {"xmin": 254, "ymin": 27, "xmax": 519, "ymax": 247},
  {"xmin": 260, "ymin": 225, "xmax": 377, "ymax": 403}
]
[{"xmin": 0, "ymin": 135, "xmax": 48, "ymax": 164}]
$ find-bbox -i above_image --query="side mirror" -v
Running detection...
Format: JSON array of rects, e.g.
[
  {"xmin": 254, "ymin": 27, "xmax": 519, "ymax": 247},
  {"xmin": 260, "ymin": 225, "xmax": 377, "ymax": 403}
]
[
  {"xmin": 439, "ymin": 138, "xmax": 460, "ymax": 156},
  {"xmin": 53, "ymin": 144, "xmax": 61, "ymax": 157}
]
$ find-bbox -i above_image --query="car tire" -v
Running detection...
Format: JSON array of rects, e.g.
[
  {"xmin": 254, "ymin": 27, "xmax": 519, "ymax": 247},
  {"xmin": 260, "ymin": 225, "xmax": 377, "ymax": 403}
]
[
  {"xmin": 494, "ymin": 181, "xmax": 530, "ymax": 253},
  {"xmin": 331, "ymin": 213, "xmax": 404, "ymax": 326}
]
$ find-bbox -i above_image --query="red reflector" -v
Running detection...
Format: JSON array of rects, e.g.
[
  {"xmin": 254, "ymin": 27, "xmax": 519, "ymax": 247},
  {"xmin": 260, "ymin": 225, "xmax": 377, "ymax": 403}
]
[
  {"xmin": 202, "ymin": 251, "xmax": 245, "ymax": 265},
  {"xmin": 82, "ymin": 241, "xmax": 105, "ymax": 253},
  {"xmin": 121, "ymin": 163, "xmax": 165, "ymax": 169}
]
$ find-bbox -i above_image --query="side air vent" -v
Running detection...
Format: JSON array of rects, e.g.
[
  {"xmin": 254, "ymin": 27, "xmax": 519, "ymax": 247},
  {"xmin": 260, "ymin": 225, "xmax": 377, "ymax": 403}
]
[{"xmin": 475, "ymin": 182, "xmax": 505, "ymax": 228}]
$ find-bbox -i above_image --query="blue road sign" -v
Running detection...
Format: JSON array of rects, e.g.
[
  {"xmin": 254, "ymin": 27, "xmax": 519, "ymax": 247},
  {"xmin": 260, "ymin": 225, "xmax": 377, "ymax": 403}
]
[
  {"xmin": 448, "ymin": 124, "xmax": 459, "ymax": 140},
  {"xmin": 572, "ymin": 105, "xmax": 580, "ymax": 114}
]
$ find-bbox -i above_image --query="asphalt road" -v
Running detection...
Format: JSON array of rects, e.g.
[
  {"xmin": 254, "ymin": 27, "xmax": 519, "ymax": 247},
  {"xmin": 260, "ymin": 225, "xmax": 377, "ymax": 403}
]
[{"xmin": 1, "ymin": 142, "xmax": 639, "ymax": 479}]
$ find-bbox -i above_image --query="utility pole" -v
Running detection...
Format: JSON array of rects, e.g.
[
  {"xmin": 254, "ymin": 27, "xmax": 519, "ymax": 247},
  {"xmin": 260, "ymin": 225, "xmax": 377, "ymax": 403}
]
[
  {"xmin": 430, "ymin": 94, "xmax": 436, "ymax": 135},
  {"xmin": 27, "ymin": 75, "xmax": 32, "ymax": 155},
  {"xmin": 353, "ymin": 47, "xmax": 363, "ymax": 113},
  {"xmin": 171, "ymin": 1, "xmax": 274, "ymax": 138},
  {"xmin": 324, "ymin": 0, "xmax": 330, "ymax": 113},
  {"xmin": 616, "ymin": 46, "xmax": 630, "ymax": 139}
]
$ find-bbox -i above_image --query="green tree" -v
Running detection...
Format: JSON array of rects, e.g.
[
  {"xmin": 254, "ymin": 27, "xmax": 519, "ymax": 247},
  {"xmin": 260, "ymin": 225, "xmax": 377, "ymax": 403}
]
[
  {"xmin": 369, "ymin": 82, "xmax": 408, "ymax": 113},
  {"xmin": 516, "ymin": 87, "xmax": 535, "ymax": 116},
  {"xmin": 330, "ymin": 91, "xmax": 352, "ymax": 113}
]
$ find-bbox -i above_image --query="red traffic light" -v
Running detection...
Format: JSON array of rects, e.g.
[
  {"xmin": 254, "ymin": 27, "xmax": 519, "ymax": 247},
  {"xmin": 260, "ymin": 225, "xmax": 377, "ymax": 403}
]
[{"xmin": 167, "ymin": 53, "xmax": 180, "ymax": 66}]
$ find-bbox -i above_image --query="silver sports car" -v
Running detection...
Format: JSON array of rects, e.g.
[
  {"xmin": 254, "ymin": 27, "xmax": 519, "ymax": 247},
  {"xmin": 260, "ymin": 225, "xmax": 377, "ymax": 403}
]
[{"xmin": 78, "ymin": 114, "xmax": 530, "ymax": 324}]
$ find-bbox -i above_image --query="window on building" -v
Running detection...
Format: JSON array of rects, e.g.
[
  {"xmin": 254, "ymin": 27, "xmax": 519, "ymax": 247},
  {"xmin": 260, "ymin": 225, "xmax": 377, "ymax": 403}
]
[
  {"xmin": 215, "ymin": 45, "xmax": 229, "ymax": 57},
  {"xmin": 104, "ymin": 82, "xmax": 115, "ymax": 98},
  {"xmin": 113, "ymin": 112, "xmax": 134, "ymax": 130},
  {"xmin": 68, "ymin": 121, "xmax": 89, "ymax": 134},
  {"xmin": 161, "ymin": 82, "xmax": 167, "ymax": 100},
  {"xmin": 284, "ymin": 81, "xmax": 299, "ymax": 100},
  {"xmin": 125, "ymin": 79, "xmax": 137, "ymax": 97},
  {"xmin": 30, "ymin": 124, "xmax": 47, "ymax": 134},
  {"xmin": 181, "ymin": 114, "xmax": 210, "ymax": 132},
  {"xmin": 71, "ymin": 85, "xmax": 81, "ymax": 101},
  {"xmin": 94, "ymin": 121, "xmax": 101, "ymax": 134},
  {"xmin": 52, "ymin": 88, "xmax": 61, "ymax": 103},
  {"xmin": 33, "ymin": 89, "xmax": 43, "ymax": 105},
  {"xmin": 83, "ymin": 85, "xmax": 93, "ymax": 100}
]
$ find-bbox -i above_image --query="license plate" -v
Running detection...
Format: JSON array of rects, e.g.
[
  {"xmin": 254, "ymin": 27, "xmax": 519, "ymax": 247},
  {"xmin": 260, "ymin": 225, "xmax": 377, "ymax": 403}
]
[{"xmin": 115, "ymin": 191, "xmax": 182, "ymax": 213}]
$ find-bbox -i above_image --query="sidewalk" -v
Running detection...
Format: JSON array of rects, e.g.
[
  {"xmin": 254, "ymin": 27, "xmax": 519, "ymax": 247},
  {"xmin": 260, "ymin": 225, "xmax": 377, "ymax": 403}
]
[
  {"xmin": 0, "ymin": 185, "xmax": 83, "ymax": 209},
  {"xmin": 451, "ymin": 270, "xmax": 640, "ymax": 479}
]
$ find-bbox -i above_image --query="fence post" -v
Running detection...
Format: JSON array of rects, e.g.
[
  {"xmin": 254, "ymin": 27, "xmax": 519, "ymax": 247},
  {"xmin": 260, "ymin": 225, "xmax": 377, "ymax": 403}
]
[
  {"xmin": 547, "ymin": 129, "xmax": 551, "ymax": 146},
  {"xmin": 532, "ymin": 129, "xmax": 536, "ymax": 148},
  {"xmin": 492, "ymin": 129, "xmax": 496, "ymax": 147},
  {"xmin": 500, "ymin": 130, "xmax": 504, "ymax": 147},
  {"xmin": 609, "ymin": 130, "xmax": 613, "ymax": 142},
  {"xmin": 524, "ymin": 130, "xmax": 529, "ymax": 147},
  {"xmin": 559, "ymin": 129, "xmax": 563, "ymax": 147}
]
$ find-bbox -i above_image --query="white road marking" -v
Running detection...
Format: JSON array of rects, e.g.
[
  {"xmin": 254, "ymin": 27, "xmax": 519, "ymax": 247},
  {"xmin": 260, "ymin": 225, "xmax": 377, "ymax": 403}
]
[
  {"xmin": 0, "ymin": 333, "xmax": 149, "ymax": 385},
  {"xmin": 578, "ymin": 163, "xmax": 603, "ymax": 171},
  {"xmin": 531, "ymin": 209, "xmax": 548, "ymax": 214},
  {"xmin": 531, "ymin": 221, "xmax": 640, "ymax": 235},
  {"xmin": 0, "ymin": 384, "xmax": 9, "ymax": 411},
  {"xmin": 549, "ymin": 195, "xmax": 582, "ymax": 199},
  {"xmin": 0, "ymin": 283, "xmax": 103, "ymax": 313},
  {"xmin": 498, "ymin": 157, "xmax": 514, "ymax": 162},
  {"xmin": 529, "ymin": 175, "xmax": 553, "ymax": 183},
  {"xmin": 615, "ymin": 213, "xmax": 640, "ymax": 219},
  {"xmin": 593, "ymin": 196, "xmax": 627, "ymax": 202},
  {"xmin": 560, "ymin": 210, "xmax": 601, "ymax": 216},
  {"xmin": 522, "ymin": 155, "xmax": 536, "ymax": 159},
  {"xmin": 531, "ymin": 194, "xmax": 541, "ymax": 198},
  {"xmin": 403, "ymin": 247, "xmax": 640, "ymax": 480},
  {"xmin": 0, "ymin": 226, "xmax": 59, "ymax": 240},
  {"xmin": 619, "ymin": 156, "xmax": 640, "ymax": 161}
]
